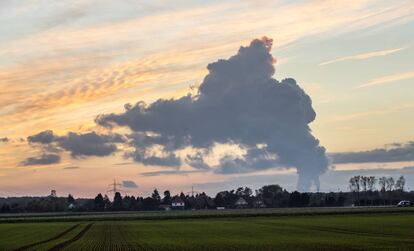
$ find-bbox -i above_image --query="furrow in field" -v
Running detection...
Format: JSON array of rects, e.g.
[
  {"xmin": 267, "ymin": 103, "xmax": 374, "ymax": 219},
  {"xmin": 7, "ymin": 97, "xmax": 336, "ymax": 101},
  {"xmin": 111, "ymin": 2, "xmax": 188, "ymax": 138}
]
[
  {"xmin": 115, "ymin": 224, "xmax": 136, "ymax": 251},
  {"xmin": 47, "ymin": 223, "xmax": 93, "ymax": 251},
  {"xmin": 117, "ymin": 223, "xmax": 151, "ymax": 251},
  {"xmin": 12, "ymin": 224, "xmax": 79, "ymax": 251},
  {"xmin": 304, "ymin": 226, "xmax": 401, "ymax": 238},
  {"xmin": 61, "ymin": 222, "xmax": 129, "ymax": 251}
]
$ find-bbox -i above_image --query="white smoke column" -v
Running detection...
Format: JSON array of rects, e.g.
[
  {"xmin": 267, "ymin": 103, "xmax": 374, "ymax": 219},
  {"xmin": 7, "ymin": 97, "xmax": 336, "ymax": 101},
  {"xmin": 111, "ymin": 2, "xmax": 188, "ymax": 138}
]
[{"xmin": 97, "ymin": 37, "xmax": 329, "ymax": 191}]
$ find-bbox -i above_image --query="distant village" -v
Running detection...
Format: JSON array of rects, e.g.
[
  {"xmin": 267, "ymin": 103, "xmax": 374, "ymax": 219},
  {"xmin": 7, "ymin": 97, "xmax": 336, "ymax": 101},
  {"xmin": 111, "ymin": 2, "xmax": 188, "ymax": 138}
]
[{"xmin": 1, "ymin": 175, "xmax": 413, "ymax": 213}]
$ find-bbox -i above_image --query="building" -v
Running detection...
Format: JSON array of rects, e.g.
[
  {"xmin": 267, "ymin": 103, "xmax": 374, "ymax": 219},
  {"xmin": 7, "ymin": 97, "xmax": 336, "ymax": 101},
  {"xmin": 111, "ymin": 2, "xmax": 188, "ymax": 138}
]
[
  {"xmin": 234, "ymin": 197, "xmax": 248, "ymax": 208},
  {"xmin": 171, "ymin": 197, "xmax": 185, "ymax": 210},
  {"xmin": 252, "ymin": 198, "xmax": 266, "ymax": 208},
  {"xmin": 159, "ymin": 204, "xmax": 171, "ymax": 211},
  {"xmin": 68, "ymin": 203, "xmax": 76, "ymax": 210}
]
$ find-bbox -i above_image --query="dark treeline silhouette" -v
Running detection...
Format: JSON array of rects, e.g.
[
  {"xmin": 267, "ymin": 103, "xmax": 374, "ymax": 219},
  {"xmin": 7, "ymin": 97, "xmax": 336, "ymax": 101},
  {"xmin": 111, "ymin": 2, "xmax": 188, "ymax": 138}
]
[
  {"xmin": 1, "ymin": 175, "xmax": 413, "ymax": 214},
  {"xmin": 348, "ymin": 175, "xmax": 408, "ymax": 206}
]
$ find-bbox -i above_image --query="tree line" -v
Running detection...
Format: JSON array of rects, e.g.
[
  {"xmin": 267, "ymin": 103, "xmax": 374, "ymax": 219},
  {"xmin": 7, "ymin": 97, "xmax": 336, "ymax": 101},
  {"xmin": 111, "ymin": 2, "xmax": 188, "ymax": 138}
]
[
  {"xmin": 1, "ymin": 176, "xmax": 412, "ymax": 213},
  {"xmin": 348, "ymin": 175, "xmax": 407, "ymax": 206}
]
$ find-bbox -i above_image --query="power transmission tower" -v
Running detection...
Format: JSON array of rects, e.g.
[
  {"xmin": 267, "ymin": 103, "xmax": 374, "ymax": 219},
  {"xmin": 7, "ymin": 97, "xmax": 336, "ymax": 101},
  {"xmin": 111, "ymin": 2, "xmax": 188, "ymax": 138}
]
[
  {"xmin": 107, "ymin": 179, "xmax": 124, "ymax": 194},
  {"xmin": 185, "ymin": 186, "xmax": 200, "ymax": 197}
]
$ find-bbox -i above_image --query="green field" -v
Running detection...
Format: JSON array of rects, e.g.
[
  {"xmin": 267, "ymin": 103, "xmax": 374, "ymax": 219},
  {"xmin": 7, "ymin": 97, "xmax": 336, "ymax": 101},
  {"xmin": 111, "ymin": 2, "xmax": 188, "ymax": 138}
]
[{"xmin": 1, "ymin": 209, "xmax": 414, "ymax": 250}]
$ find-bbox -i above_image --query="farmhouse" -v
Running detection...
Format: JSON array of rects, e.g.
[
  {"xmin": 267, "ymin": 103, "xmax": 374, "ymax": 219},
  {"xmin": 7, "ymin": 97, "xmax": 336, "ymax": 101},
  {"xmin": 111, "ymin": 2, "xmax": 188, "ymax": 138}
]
[
  {"xmin": 159, "ymin": 204, "xmax": 171, "ymax": 211},
  {"xmin": 252, "ymin": 198, "xmax": 266, "ymax": 208},
  {"xmin": 171, "ymin": 197, "xmax": 185, "ymax": 210},
  {"xmin": 68, "ymin": 203, "xmax": 76, "ymax": 210},
  {"xmin": 234, "ymin": 197, "xmax": 248, "ymax": 208}
]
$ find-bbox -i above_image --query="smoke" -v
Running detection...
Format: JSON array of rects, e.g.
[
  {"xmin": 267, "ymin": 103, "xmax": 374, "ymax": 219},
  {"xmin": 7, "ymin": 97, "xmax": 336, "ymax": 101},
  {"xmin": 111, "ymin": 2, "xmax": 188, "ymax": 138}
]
[{"xmin": 97, "ymin": 37, "xmax": 328, "ymax": 191}]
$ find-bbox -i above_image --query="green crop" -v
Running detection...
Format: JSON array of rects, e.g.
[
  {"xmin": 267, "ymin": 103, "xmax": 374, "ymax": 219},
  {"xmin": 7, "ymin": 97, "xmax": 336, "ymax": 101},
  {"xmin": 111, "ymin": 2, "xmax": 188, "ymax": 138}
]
[{"xmin": 1, "ymin": 211, "xmax": 414, "ymax": 250}]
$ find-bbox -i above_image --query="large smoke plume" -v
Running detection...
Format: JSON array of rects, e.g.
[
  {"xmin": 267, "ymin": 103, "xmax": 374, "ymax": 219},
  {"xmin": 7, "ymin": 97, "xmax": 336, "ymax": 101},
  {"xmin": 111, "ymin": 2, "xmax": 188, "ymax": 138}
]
[{"xmin": 97, "ymin": 37, "xmax": 329, "ymax": 191}]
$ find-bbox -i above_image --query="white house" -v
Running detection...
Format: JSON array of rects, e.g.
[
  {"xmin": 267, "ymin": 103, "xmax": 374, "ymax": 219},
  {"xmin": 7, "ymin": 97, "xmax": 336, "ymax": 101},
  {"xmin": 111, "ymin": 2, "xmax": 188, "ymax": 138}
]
[
  {"xmin": 68, "ymin": 203, "xmax": 76, "ymax": 210},
  {"xmin": 171, "ymin": 197, "xmax": 185, "ymax": 210},
  {"xmin": 234, "ymin": 197, "xmax": 248, "ymax": 208}
]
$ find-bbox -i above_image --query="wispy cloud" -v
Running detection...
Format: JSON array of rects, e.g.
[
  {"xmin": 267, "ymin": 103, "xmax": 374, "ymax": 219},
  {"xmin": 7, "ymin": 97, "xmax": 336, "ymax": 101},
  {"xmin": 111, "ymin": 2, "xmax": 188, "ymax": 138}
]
[
  {"xmin": 330, "ymin": 140, "xmax": 414, "ymax": 164},
  {"xmin": 356, "ymin": 70, "xmax": 414, "ymax": 89},
  {"xmin": 141, "ymin": 170, "xmax": 205, "ymax": 177},
  {"xmin": 319, "ymin": 47, "xmax": 405, "ymax": 66},
  {"xmin": 63, "ymin": 166, "xmax": 79, "ymax": 170},
  {"xmin": 122, "ymin": 180, "xmax": 138, "ymax": 188},
  {"xmin": 329, "ymin": 103, "xmax": 414, "ymax": 122}
]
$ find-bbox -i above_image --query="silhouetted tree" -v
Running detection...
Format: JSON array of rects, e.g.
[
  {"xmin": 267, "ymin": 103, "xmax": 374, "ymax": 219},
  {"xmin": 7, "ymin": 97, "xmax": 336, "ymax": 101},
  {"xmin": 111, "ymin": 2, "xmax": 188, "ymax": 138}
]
[
  {"xmin": 128, "ymin": 196, "xmax": 138, "ymax": 210},
  {"xmin": 367, "ymin": 176, "xmax": 377, "ymax": 191},
  {"xmin": 395, "ymin": 176, "xmax": 406, "ymax": 191},
  {"xmin": 163, "ymin": 190, "xmax": 172, "ymax": 204},
  {"xmin": 365, "ymin": 176, "xmax": 377, "ymax": 205},
  {"xmin": 236, "ymin": 187, "xmax": 252, "ymax": 199},
  {"xmin": 1, "ymin": 204, "xmax": 10, "ymax": 213},
  {"xmin": 142, "ymin": 197, "xmax": 158, "ymax": 210},
  {"xmin": 325, "ymin": 194, "xmax": 335, "ymax": 207},
  {"xmin": 122, "ymin": 195, "xmax": 133, "ymax": 210},
  {"xmin": 67, "ymin": 194, "xmax": 75, "ymax": 205},
  {"xmin": 152, "ymin": 189, "xmax": 161, "ymax": 203},
  {"xmin": 349, "ymin": 176, "xmax": 361, "ymax": 205},
  {"xmin": 289, "ymin": 192, "xmax": 309, "ymax": 207},
  {"xmin": 214, "ymin": 192, "xmax": 226, "ymax": 207},
  {"xmin": 103, "ymin": 194, "xmax": 111, "ymax": 209},
  {"xmin": 112, "ymin": 192, "xmax": 123, "ymax": 211},
  {"xmin": 386, "ymin": 177, "xmax": 395, "ymax": 192},
  {"xmin": 379, "ymin": 177, "xmax": 387, "ymax": 192},
  {"xmin": 214, "ymin": 190, "xmax": 238, "ymax": 208},
  {"xmin": 94, "ymin": 193, "xmax": 105, "ymax": 211},
  {"xmin": 258, "ymin": 184, "xmax": 286, "ymax": 207}
]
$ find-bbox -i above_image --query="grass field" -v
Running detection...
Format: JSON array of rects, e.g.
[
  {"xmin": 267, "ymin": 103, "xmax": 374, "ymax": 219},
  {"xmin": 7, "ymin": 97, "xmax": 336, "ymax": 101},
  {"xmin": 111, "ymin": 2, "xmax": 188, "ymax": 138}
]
[{"xmin": 1, "ymin": 208, "xmax": 414, "ymax": 250}]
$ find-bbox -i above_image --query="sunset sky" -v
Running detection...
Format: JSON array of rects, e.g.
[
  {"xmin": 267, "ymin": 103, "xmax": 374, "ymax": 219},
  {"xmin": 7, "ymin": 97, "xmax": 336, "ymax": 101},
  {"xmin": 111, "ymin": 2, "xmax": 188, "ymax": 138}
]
[{"xmin": 1, "ymin": 0, "xmax": 414, "ymax": 198}]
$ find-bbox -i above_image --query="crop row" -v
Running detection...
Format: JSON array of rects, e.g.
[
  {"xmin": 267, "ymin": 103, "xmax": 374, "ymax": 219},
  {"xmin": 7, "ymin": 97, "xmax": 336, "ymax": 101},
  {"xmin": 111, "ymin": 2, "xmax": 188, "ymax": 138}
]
[{"xmin": 2, "ymin": 212, "xmax": 414, "ymax": 250}]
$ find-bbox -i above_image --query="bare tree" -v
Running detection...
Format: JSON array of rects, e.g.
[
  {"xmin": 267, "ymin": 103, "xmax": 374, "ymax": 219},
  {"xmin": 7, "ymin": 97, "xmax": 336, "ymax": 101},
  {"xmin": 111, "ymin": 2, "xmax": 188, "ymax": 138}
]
[
  {"xmin": 386, "ymin": 177, "xmax": 395, "ymax": 192},
  {"xmin": 385, "ymin": 177, "xmax": 395, "ymax": 205},
  {"xmin": 379, "ymin": 176, "xmax": 387, "ymax": 205},
  {"xmin": 358, "ymin": 176, "xmax": 369, "ymax": 206},
  {"xmin": 367, "ymin": 176, "xmax": 377, "ymax": 192},
  {"xmin": 349, "ymin": 176, "xmax": 360, "ymax": 192},
  {"xmin": 360, "ymin": 176, "xmax": 368, "ymax": 192},
  {"xmin": 395, "ymin": 176, "xmax": 406, "ymax": 191},
  {"xmin": 379, "ymin": 177, "xmax": 387, "ymax": 192},
  {"xmin": 349, "ymin": 176, "xmax": 361, "ymax": 205}
]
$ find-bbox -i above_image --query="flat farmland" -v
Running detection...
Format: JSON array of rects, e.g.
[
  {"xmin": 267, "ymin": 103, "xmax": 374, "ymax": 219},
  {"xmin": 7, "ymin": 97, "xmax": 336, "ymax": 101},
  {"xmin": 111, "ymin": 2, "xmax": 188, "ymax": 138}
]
[
  {"xmin": 1, "ymin": 210, "xmax": 414, "ymax": 251},
  {"xmin": 1, "ymin": 206, "xmax": 413, "ymax": 223}
]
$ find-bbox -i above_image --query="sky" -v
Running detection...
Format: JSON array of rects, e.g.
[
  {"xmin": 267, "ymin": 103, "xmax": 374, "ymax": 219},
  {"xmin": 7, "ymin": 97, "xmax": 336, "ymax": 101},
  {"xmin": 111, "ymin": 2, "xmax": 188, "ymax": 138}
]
[{"xmin": 0, "ymin": 0, "xmax": 414, "ymax": 198}]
